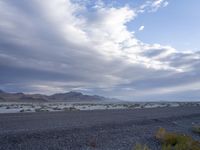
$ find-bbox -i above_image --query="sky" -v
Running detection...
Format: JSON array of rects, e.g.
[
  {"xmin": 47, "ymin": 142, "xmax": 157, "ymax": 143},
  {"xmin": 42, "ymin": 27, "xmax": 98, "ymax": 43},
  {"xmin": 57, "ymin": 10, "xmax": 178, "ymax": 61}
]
[{"xmin": 0, "ymin": 0, "xmax": 200, "ymax": 101}]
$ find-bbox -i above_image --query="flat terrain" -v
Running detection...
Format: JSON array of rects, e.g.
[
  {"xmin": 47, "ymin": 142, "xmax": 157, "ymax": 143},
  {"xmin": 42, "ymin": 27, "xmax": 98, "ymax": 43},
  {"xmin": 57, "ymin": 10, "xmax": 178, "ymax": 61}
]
[{"xmin": 0, "ymin": 106, "xmax": 200, "ymax": 150}]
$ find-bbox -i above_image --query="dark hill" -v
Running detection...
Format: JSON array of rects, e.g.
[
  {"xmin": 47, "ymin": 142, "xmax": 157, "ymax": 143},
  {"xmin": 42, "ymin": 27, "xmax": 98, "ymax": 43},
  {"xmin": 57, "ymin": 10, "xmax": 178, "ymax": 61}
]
[{"xmin": 0, "ymin": 90, "xmax": 115, "ymax": 102}]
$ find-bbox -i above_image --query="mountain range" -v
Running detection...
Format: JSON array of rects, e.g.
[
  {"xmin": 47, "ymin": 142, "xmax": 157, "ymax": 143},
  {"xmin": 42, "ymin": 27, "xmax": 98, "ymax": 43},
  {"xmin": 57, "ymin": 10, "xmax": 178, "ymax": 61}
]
[{"xmin": 0, "ymin": 90, "xmax": 117, "ymax": 102}]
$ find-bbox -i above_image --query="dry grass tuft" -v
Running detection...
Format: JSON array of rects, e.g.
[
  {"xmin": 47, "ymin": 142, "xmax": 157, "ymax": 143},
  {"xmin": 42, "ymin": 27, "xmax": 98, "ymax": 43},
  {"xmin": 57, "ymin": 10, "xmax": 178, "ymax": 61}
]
[{"xmin": 133, "ymin": 143, "xmax": 151, "ymax": 150}]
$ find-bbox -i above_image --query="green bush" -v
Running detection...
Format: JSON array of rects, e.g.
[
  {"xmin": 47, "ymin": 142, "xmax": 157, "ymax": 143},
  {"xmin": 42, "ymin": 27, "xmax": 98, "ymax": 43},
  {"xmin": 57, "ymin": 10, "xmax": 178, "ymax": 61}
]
[
  {"xmin": 155, "ymin": 128, "xmax": 200, "ymax": 150},
  {"xmin": 162, "ymin": 144, "xmax": 171, "ymax": 150}
]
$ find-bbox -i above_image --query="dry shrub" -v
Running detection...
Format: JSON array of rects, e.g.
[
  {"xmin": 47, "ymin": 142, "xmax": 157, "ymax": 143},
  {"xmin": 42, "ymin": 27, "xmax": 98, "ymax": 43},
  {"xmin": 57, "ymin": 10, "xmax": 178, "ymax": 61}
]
[{"xmin": 155, "ymin": 127, "xmax": 200, "ymax": 150}]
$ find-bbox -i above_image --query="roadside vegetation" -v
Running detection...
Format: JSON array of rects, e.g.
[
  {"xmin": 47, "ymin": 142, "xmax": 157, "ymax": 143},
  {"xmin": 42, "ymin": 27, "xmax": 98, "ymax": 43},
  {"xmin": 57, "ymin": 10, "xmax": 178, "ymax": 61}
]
[
  {"xmin": 156, "ymin": 127, "xmax": 200, "ymax": 150},
  {"xmin": 133, "ymin": 127, "xmax": 200, "ymax": 150}
]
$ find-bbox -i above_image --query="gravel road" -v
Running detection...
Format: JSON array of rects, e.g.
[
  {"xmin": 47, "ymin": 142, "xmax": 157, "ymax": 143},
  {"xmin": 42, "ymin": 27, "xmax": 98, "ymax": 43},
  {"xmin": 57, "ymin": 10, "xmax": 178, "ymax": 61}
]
[{"xmin": 0, "ymin": 106, "xmax": 200, "ymax": 150}]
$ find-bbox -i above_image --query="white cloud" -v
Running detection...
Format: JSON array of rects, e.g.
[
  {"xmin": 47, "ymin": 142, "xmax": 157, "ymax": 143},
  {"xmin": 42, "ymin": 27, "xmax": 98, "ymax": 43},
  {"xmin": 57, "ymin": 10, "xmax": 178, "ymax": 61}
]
[
  {"xmin": 0, "ymin": 0, "xmax": 200, "ymax": 101},
  {"xmin": 138, "ymin": 0, "xmax": 169, "ymax": 13},
  {"xmin": 139, "ymin": 26, "xmax": 145, "ymax": 31},
  {"xmin": 163, "ymin": 1, "xmax": 169, "ymax": 7}
]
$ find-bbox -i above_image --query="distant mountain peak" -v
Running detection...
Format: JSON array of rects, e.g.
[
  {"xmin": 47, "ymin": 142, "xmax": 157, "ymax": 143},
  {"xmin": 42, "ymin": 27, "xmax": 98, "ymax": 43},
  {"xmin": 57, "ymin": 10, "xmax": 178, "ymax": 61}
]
[{"xmin": 66, "ymin": 91, "xmax": 83, "ymax": 95}]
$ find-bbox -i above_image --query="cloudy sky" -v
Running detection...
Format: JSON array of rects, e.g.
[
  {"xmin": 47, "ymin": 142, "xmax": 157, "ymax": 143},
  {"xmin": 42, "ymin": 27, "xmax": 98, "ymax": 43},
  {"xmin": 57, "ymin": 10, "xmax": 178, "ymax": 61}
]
[{"xmin": 0, "ymin": 0, "xmax": 200, "ymax": 101}]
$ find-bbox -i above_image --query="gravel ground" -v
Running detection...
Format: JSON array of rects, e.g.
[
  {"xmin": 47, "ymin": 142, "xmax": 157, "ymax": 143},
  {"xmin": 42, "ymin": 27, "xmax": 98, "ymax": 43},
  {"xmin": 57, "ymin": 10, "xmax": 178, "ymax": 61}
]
[{"xmin": 0, "ymin": 106, "xmax": 200, "ymax": 150}]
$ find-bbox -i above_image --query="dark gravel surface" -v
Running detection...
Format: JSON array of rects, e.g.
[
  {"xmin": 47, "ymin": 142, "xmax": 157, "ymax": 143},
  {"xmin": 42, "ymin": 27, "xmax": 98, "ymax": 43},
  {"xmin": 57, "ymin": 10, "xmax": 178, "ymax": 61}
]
[{"xmin": 0, "ymin": 106, "xmax": 200, "ymax": 150}]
